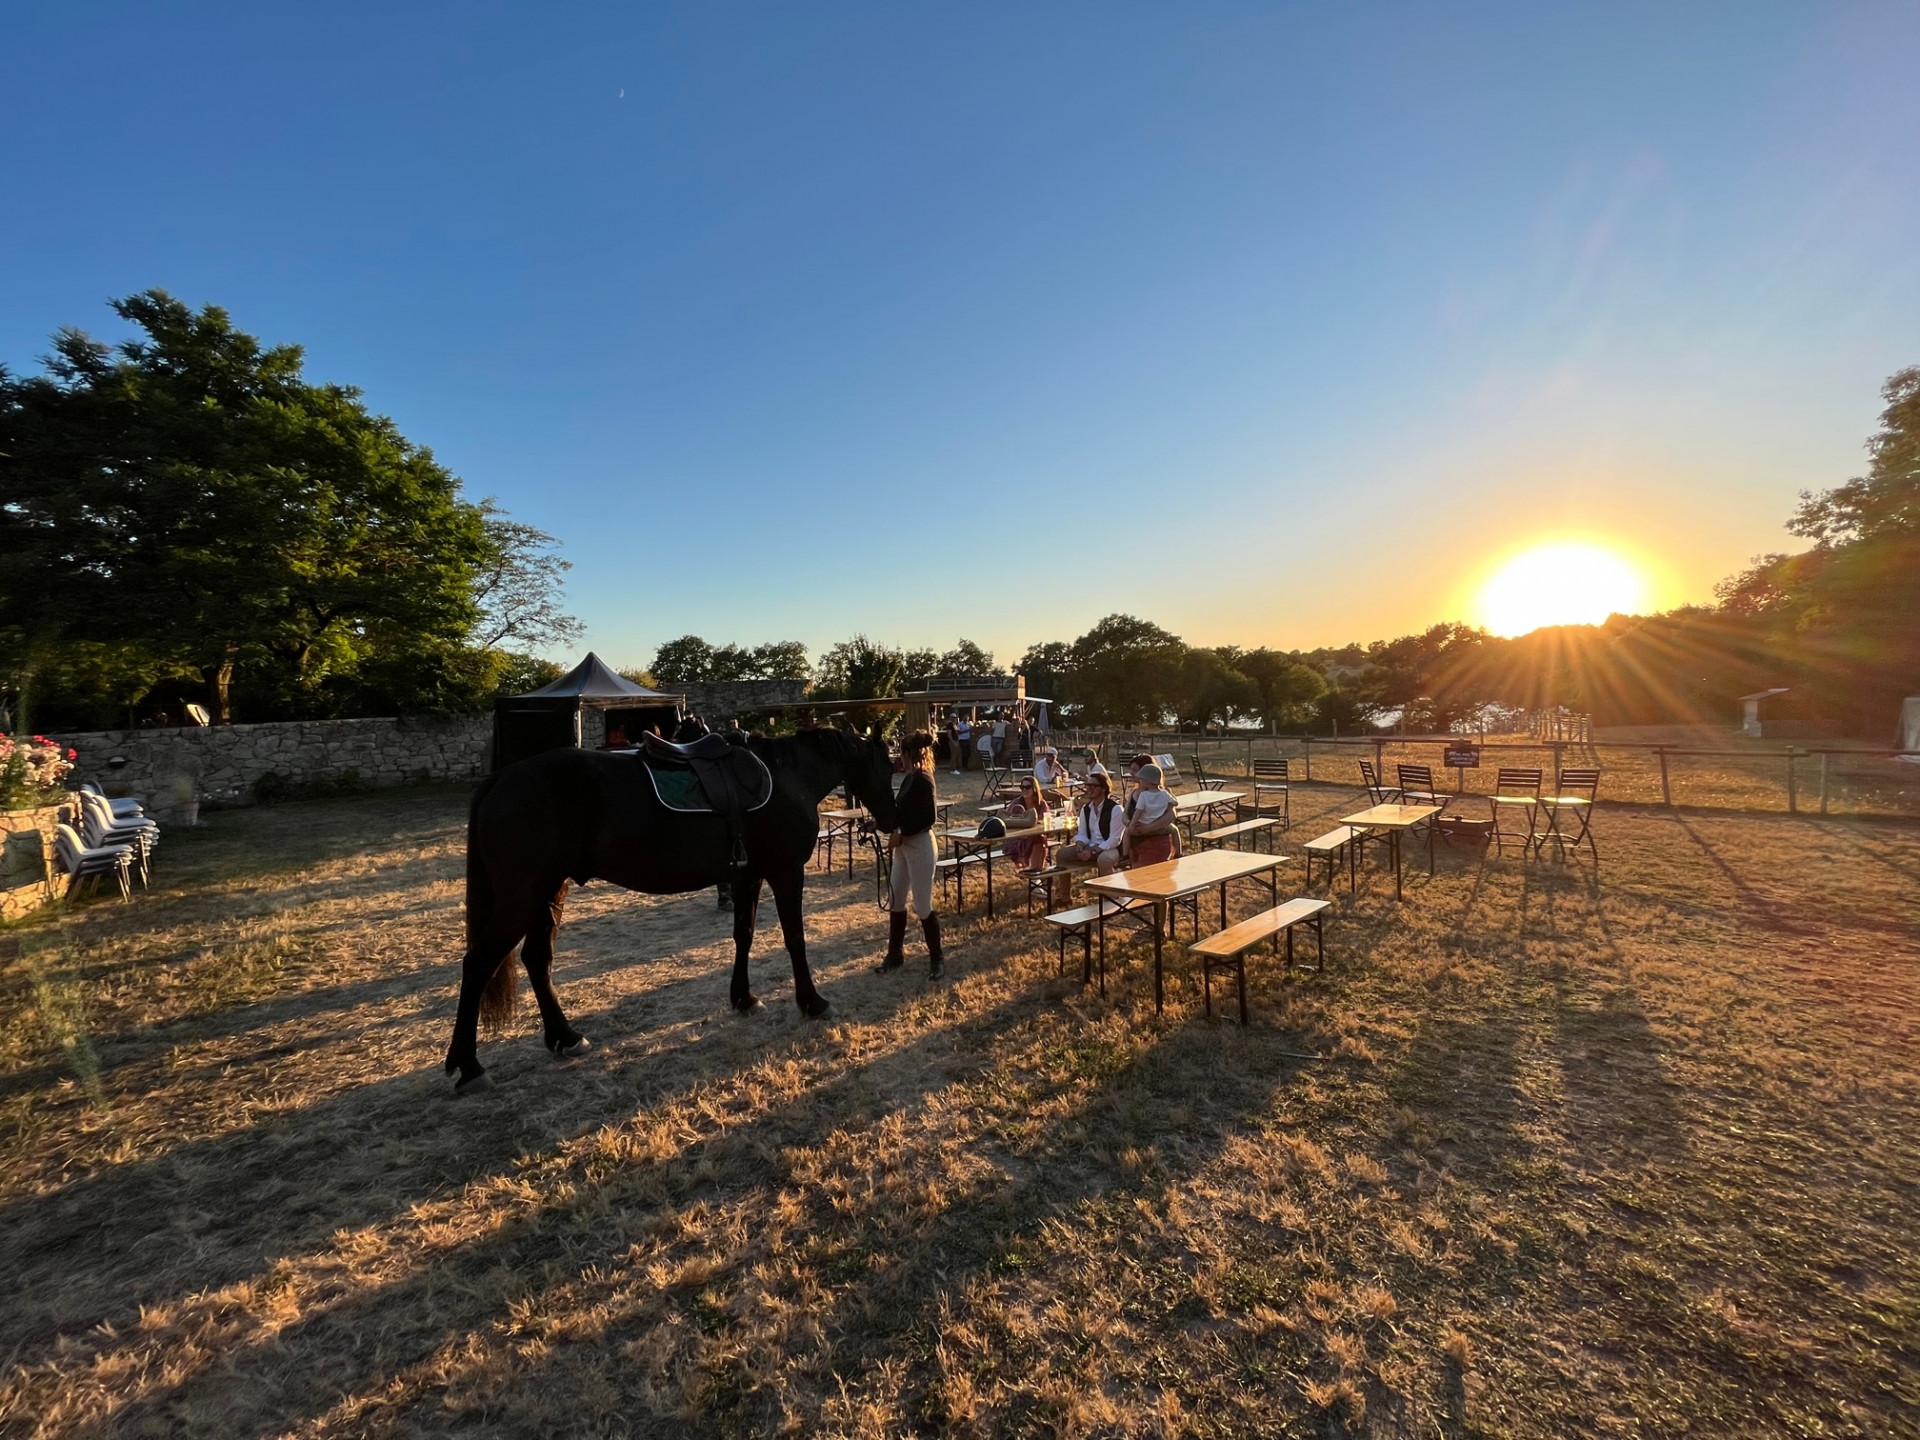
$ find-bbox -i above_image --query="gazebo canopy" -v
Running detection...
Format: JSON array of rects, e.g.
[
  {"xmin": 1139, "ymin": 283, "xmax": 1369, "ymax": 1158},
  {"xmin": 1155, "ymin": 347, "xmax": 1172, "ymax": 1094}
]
[{"xmin": 517, "ymin": 653, "xmax": 682, "ymax": 705}]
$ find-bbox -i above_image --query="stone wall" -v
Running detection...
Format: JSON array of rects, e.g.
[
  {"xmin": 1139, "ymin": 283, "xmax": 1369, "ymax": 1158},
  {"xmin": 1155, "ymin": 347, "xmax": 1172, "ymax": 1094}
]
[
  {"xmin": 1, "ymin": 803, "xmax": 71, "ymax": 921},
  {"xmin": 676, "ymin": 680, "xmax": 810, "ymax": 719},
  {"xmin": 45, "ymin": 715, "xmax": 493, "ymax": 820}
]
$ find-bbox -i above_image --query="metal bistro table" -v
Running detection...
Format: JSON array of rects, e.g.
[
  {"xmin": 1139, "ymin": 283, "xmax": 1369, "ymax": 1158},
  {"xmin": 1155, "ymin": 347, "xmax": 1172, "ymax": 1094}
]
[
  {"xmin": 937, "ymin": 813, "xmax": 1075, "ymax": 918},
  {"xmin": 1337, "ymin": 803, "xmax": 1441, "ymax": 901},
  {"xmin": 1081, "ymin": 848, "xmax": 1286, "ymax": 1012}
]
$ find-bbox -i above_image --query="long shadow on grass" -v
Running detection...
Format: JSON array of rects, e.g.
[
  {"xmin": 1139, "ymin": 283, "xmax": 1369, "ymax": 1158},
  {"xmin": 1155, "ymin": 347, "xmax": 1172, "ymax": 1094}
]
[
  {"xmin": 74, "ymin": 984, "xmax": 1054, "ymax": 1438},
  {"xmin": 0, "ymin": 914, "xmax": 922, "ymax": 1370}
]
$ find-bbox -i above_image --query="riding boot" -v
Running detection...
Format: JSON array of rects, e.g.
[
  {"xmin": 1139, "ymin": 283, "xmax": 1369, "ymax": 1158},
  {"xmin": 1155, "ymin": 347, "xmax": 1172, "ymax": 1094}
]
[
  {"xmin": 875, "ymin": 911, "xmax": 907, "ymax": 972},
  {"xmin": 922, "ymin": 912, "xmax": 946, "ymax": 981},
  {"xmin": 716, "ymin": 880, "xmax": 732, "ymax": 911}
]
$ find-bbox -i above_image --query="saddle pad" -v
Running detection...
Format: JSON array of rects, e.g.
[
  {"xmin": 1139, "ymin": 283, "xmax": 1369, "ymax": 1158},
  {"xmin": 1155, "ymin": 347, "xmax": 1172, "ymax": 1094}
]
[{"xmin": 641, "ymin": 754, "xmax": 775, "ymax": 814}]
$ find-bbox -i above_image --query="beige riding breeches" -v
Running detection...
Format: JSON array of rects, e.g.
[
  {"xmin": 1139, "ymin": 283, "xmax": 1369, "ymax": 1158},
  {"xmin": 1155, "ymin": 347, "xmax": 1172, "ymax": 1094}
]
[{"xmin": 889, "ymin": 830, "xmax": 937, "ymax": 918}]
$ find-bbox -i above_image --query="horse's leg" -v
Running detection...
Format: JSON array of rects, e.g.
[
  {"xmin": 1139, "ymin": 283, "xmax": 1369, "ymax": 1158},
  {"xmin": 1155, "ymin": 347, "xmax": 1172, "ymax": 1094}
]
[
  {"xmin": 445, "ymin": 918, "xmax": 521, "ymax": 1094},
  {"xmin": 770, "ymin": 864, "xmax": 830, "ymax": 1018},
  {"xmin": 731, "ymin": 870, "xmax": 764, "ymax": 1014},
  {"xmin": 523, "ymin": 880, "xmax": 588, "ymax": 1056}
]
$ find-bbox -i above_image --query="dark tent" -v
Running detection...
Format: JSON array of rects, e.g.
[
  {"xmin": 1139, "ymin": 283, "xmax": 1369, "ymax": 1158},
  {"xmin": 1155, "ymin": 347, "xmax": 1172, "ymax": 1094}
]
[{"xmin": 492, "ymin": 653, "xmax": 684, "ymax": 771}]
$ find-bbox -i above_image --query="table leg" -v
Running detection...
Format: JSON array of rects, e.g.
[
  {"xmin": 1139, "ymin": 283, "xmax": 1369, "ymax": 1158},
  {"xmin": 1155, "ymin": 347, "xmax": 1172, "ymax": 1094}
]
[
  {"xmin": 986, "ymin": 851, "xmax": 995, "ymax": 919},
  {"xmin": 1428, "ymin": 815, "xmax": 1436, "ymax": 876},
  {"xmin": 1219, "ymin": 882, "xmax": 1228, "ymax": 931},
  {"xmin": 1393, "ymin": 829, "xmax": 1403, "ymax": 902},
  {"xmin": 1153, "ymin": 900, "xmax": 1166, "ymax": 1013}
]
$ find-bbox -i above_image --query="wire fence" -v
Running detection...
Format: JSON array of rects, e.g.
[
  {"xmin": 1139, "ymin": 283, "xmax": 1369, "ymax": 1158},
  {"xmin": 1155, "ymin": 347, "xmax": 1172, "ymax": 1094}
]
[{"xmin": 1048, "ymin": 730, "xmax": 1920, "ymax": 819}]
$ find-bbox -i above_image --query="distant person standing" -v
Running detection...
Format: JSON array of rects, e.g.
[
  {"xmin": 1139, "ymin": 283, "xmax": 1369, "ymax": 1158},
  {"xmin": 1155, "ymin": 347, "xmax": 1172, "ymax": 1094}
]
[
  {"xmin": 876, "ymin": 731, "xmax": 945, "ymax": 981},
  {"xmin": 991, "ymin": 715, "xmax": 1008, "ymax": 762},
  {"xmin": 955, "ymin": 716, "xmax": 973, "ymax": 771}
]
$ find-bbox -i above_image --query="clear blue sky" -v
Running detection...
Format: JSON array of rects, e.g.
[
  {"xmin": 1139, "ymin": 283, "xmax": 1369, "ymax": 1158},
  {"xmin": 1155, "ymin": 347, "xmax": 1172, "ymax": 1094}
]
[{"xmin": 5, "ymin": 3, "xmax": 1917, "ymax": 669}]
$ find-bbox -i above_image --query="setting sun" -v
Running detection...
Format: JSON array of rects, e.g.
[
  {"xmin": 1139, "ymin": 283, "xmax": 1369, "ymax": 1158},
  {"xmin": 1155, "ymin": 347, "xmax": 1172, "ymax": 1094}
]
[{"xmin": 1475, "ymin": 540, "xmax": 1652, "ymax": 637}]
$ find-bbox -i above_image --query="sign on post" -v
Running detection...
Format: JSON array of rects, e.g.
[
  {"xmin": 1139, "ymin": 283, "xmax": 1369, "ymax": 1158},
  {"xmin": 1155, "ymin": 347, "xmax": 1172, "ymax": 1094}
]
[{"xmin": 1443, "ymin": 742, "xmax": 1481, "ymax": 769}]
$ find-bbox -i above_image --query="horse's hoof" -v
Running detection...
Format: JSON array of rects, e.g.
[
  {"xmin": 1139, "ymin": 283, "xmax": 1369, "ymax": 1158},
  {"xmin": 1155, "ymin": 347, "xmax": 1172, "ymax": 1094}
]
[
  {"xmin": 454, "ymin": 1072, "xmax": 495, "ymax": 1096},
  {"xmin": 800, "ymin": 995, "xmax": 832, "ymax": 1020},
  {"xmin": 552, "ymin": 1035, "xmax": 591, "ymax": 1057},
  {"xmin": 733, "ymin": 994, "xmax": 764, "ymax": 1016}
]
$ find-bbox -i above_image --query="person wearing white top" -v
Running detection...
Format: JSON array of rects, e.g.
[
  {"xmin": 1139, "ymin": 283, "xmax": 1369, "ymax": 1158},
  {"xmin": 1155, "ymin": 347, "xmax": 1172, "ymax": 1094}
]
[
  {"xmin": 1032, "ymin": 748, "xmax": 1068, "ymax": 804},
  {"xmin": 1058, "ymin": 772, "xmax": 1128, "ymax": 875}
]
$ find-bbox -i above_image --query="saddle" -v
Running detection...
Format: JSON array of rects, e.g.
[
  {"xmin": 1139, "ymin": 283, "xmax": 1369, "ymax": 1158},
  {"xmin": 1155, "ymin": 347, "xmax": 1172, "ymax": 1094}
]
[{"xmin": 638, "ymin": 733, "xmax": 773, "ymax": 875}]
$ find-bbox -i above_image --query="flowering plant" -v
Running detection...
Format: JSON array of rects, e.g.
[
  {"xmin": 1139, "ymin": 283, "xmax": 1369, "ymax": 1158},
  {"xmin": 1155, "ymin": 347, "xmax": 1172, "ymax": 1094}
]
[{"xmin": 0, "ymin": 735, "xmax": 76, "ymax": 808}]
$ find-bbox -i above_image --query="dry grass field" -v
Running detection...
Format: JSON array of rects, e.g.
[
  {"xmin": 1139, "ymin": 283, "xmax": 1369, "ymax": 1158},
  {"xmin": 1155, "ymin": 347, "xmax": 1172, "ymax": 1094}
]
[{"xmin": 1, "ymin": 778, "xmax": 1916, "ymax": 1438}]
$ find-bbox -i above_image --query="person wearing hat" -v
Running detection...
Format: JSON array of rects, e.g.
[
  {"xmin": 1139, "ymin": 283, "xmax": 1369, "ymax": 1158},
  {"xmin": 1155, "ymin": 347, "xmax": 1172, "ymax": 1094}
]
[
  {"xmin": 876, "ymin": 731, "xmax": 946, "ymax": 981},
  {"xmin": 1059, "ymin": 770, "xmax": 1128, "ymax": 875}
]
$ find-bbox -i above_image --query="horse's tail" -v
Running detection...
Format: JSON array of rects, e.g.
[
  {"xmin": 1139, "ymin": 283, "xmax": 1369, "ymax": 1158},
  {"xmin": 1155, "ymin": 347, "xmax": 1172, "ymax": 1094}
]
[{"xmin": 467, "ymin": 773, "xmax": 520, "ymax": 1035}]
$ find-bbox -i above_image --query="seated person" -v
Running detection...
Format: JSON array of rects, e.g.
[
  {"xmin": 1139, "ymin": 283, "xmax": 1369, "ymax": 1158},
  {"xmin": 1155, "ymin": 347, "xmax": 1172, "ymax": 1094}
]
[
  {"xmin": 1001, "ymin": 778, "xmax": 1053, "ymax": 870},
  {"xmin": 1123, "ymin": 762, "xmax": 1180, "ymax": 866},
  {"xmin": 1057, "ymin": 772, "xmax": 1127, "ymax": 875},
  {"xmin": 1031, "ymin": 747, "xmax": 1069, "ymax": 805}
]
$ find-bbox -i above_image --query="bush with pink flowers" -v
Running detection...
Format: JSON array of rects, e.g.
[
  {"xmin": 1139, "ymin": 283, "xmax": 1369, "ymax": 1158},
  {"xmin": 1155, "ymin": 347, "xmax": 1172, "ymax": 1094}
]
[{"xmin": 1, "ymin": 734, "xmax": 76, "ymax": 809}]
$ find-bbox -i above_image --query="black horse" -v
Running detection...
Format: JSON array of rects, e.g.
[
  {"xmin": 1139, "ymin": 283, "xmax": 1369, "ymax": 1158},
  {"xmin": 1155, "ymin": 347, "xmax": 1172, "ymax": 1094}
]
[{"xmin": 445, "ymin": 727, "xmax": 898, "ymax": 1093}]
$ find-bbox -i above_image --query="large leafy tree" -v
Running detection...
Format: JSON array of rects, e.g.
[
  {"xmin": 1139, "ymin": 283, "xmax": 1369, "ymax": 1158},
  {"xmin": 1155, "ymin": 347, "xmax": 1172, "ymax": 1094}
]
[
  {"xmin": 471, "ymin": 503, "xmax": 582, "ymax": 653},
  {"xmin": 0, "ymin": 291, "xmax": 492, "ymax": 722},
  {"xmin": 1065, "ymin": 614, "xmax": 1187, "ymax": 726},
  {"xmin": 1238, "ymin": 648, "xmax": 1328, "ymax": 732}
]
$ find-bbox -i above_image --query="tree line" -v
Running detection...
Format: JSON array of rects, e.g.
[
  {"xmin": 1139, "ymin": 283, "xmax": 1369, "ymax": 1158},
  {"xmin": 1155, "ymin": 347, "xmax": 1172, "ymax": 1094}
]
[{"xmin": 6, "ymin": 295, "xmax": 1911, "ymax": 740}]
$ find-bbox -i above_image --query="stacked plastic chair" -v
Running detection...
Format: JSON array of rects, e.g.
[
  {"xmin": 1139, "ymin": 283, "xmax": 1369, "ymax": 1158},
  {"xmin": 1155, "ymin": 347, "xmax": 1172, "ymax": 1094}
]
[
  {"xmin": 75, "ymin": 789, "xmax": 159, "ymax": 888},
  {"xmin": 54, "ymin": 823, "xmax": 134, "ymax": 900}
]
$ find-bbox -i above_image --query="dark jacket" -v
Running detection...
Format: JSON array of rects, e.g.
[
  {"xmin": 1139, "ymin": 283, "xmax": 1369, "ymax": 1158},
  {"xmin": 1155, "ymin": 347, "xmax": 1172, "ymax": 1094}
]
[{"xmin": 895, "ymin": 769, "xmax": 936, "ymax": 838}]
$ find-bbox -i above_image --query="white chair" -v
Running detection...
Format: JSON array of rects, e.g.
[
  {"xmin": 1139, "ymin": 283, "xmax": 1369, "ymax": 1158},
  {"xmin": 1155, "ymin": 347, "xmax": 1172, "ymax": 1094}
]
[
  {"xmin": 55, "ymin": 824, "xmax": 133, "ymax": 900},
  {"xmin": 80, "ymin": 781, "xmax": 144, "ymax": 820},
  {"xmin": 78, "ymin": 792, "xmax": 157, "ymax": 886}
]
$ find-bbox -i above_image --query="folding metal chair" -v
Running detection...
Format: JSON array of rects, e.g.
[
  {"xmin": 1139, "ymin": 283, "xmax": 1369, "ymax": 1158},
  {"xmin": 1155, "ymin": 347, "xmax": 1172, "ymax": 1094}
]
[
  {"xmin": 1539, "ymin": 768, "xmax": 1600, "ymax": 857},
  {"xmin": 1251, "ymin": 759, "xmax": 1291, "ymax": 829},
  {"xmin": 1358, "ymin": 760, "xmax": 1400, "ymax": 805},
  {"xmin": 1189, "ymin": 754, "xmax": 1228, "ymax": 791},
  {"xmin": 1486, "ymin": 767, "xmax": 1542, "ymax": 855}
]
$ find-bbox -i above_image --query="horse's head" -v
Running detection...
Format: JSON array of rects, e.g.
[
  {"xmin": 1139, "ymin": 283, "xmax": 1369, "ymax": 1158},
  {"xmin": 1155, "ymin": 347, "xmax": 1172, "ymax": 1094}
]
[{"xmin": 846, "ymin": 727, "xmax": 900, "ymax": 830}]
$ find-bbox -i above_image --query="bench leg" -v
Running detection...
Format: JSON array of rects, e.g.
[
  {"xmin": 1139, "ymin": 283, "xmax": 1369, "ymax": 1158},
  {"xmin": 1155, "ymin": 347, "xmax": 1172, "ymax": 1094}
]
[
  {"xmin": 1285, "ymin": 926, "xmax": 1295, "ymax": 971},
  {"xmin": 1202, "ymin": 956, "xmax": 1213, "ymax": 1017},
  {"xmin": 1316, "ymin": 912, "xmax": 1326, "ymax": 967},
  {"xmin": 1237, "ymin": 957, "xmax": 1248, "ymax": 1026}
]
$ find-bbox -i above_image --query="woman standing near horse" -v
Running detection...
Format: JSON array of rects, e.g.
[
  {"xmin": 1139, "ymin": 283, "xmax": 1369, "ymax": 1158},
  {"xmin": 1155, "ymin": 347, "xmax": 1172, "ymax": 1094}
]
[{"xmin": 877, "ymin": 731, "xmax": 945, "ymax": 980}]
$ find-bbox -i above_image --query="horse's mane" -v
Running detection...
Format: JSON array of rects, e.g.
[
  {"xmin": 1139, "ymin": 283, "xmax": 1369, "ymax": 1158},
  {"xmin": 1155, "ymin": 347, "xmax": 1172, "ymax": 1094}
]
[{"xmin": 748, "ymin": 726, "xmax": 867, "ymax": 770}]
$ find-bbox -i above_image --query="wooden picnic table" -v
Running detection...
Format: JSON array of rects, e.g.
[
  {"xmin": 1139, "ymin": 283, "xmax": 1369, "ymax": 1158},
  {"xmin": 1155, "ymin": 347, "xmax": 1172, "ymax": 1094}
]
[
  {"xmin": 817, "ymin": 807, "xmax": 871, "ymax": 877},
  {"xmin": 1082, "ymin": 848, "xmax": 1286, "ymax": 1012},
  {"xmin": 937, "ymin": 813, "xmax": 1076, "ymax": 917},
  {"xmin": 1337, "ymin": 803, "xmax": 1441, "ymax": 901}
]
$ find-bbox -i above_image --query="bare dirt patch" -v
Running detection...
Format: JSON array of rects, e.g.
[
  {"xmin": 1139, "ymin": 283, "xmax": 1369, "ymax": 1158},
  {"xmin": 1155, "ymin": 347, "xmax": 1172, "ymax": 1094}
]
[{"xmin": 1, "ymin": 781, "xmax": 1915, "ymax": 1437}]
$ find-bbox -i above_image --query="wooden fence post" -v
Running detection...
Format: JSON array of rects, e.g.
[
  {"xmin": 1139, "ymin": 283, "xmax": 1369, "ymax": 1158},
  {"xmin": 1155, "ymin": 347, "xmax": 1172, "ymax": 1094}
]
[
  {"xmin": 1373, "ymin": 737, "xmax": 1385, "ymax": 785},
  {"xmin": 1657, "ymin": 747, "xmax": 1672, "ymax": 807},
  {"xmin": 1786, "ymin": 749, "xmax": 1798, "ymax": 814},
  {"xmin": 1819, "ymin": 752, "xmax": 1830, "ymax": 815},
  {"xmin": 1303, "ymin": 736, "xmax": 1312, "ymax": 782}
]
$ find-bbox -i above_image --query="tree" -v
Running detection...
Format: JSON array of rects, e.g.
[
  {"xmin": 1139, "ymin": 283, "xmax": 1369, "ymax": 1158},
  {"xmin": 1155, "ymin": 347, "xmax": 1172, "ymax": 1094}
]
[
  {"xmin": 1175, "ymin": 648, "xmax": 1256, "ymax": 731},
  {"xmin": 1015, "ymin": 641, "xmax": 1075, "ymax": 712},
  {"xmin": 0, "ymin": 291, "xmax": 493, "ymax": 723},
  {"xmin": 471, "ymin": 503, "xmax": 583, "ymax": 652},
  {"xmin": 650, "ymin": 636, "xmax": 810, "ymax": 684},
  {"xmin": 1065, "ymin": 615, "xmax": 1187, "ymax": 726},
  {"xmin": 813, "ymin": 635, "xmax": 904, "ymax": 699},
  {"xmin": 1239, "ymin": 648, "xmax": 1328, "ymax": 732}
]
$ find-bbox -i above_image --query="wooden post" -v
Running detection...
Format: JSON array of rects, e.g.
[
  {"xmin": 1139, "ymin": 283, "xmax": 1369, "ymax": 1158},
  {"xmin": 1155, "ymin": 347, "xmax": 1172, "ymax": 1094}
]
[
  {"xmin": 1786, "ymin": 749, "xmax": 1798, "ymax": 815},
  {"xmin": 1303, "ymin": 735, "xmax": 1312, "ymax": 782},
  {"xmin": 1819, "ymin": 752, "xmax": 1830, "ymax": 815},
  {"xmin": 1374, "ymin": 737, "xmax": 1385, "ymax": 786},
  {"xmin": 1657, "ymin": 747, "xmax": 1672, "ymax": 807}
]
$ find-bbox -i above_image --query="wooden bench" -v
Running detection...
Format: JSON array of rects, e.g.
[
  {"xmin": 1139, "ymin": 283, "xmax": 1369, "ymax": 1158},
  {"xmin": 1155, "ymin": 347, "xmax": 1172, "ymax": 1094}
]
[
  {"xmin": 1045, "ymin": 895, "xmax": 1154, "ymax": 994},
  {"xmin": 935, "ymin": 850, "xmax": 998, "ymax": 910},
  {"xmin": 1021, "ymin": 860, "xmax": 1094, "ymax": 916},
  {"xmin": 1194, "ymin": 817, "xmax": 1280, "ymax": 853},
  {"xmin": 1302, "ymin": 826, "xmax": 1361, "ymax": 890},
  {"xmin": 1188, "ymin": 898, "xmax": 1332, "ymax": 1024}
]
